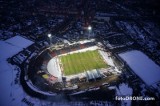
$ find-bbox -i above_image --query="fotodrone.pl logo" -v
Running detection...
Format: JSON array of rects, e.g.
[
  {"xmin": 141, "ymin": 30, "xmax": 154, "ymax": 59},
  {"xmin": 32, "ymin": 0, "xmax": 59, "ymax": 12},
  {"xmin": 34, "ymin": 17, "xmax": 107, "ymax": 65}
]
[{"xmin": 115, "ymin": 96, "xmax": 155, "ymax": 101}]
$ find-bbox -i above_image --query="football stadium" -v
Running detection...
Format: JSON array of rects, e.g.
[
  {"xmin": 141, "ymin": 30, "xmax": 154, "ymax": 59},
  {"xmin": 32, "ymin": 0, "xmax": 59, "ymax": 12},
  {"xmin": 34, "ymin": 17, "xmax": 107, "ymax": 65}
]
[
  {"xmin": 27, "ymin": 40, "xmax": 121, "ymax": 94},
  {"xmin": 1, "ymin": 0, "xmax": 160, "ymax": 105}
]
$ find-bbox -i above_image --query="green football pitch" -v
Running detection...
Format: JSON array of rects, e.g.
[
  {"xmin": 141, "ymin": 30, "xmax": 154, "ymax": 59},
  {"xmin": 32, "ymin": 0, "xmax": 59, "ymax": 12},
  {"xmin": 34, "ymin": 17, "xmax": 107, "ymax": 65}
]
[{"xmin": 60, "ymin": 50, "xmax": 108, "ymax": 75}]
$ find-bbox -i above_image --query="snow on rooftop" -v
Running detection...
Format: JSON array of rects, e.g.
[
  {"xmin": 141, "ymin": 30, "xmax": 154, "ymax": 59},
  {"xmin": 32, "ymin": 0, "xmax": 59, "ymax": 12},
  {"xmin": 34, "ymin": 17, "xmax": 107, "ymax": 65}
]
[
  {"xmin": 6, "ymin": 35, "xmax": 33, "ymax": 49},
  {"xmin": 117, "ymin": 83, "xmax": 133, "ymax": 96},
  {"xmin": 0, "ymin": 41, "xmax": 21, "ymax": 59},
  {"xmin": 68, "ymin": 39, "xmax": 95, "ymax": 45},
  {"xmin": 0, "ymin": 36, "xmax": 34, "ymax": 59},
  {"xmin": 116, "ymin": 83, "xmax": 133, "ymax": 106},
  {"xmin": 119, "ymin": 50, "xmax": 160, "ymax": 86}
]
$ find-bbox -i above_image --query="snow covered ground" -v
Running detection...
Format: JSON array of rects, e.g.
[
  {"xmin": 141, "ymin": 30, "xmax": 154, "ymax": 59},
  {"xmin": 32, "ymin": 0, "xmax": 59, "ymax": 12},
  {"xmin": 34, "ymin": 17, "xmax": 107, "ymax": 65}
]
[
  {"xmin": 64, "ymin": 38, "xmax": 95, "ymax": 46},
  {"xmin": 0, "ymin": 36, "xmax": 34, "ymax": 106},
  {"xmin": 119, "ymin": 50, "xmax": 160, "ymax": 87},
  {"xmin": 99, "ymin": 50, "xmax": 121, "ymax": 74},
  {"xmin": 116, "ymin": 83, "xmax": 133, "ymax": 106},
  {"xmin": 0, "ymin": 36, "xmax": 66, "ymax": 105},
  {"xmin": 47, "ymin": 58, "xmax": 62, "ymax": 82}
]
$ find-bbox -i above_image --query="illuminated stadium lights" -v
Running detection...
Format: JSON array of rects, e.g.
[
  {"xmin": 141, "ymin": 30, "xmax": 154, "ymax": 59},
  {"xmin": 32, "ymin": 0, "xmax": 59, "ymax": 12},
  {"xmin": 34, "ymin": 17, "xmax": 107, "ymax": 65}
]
[
  {"xmin": 48, "ymin": 33, "xmax": 51, "ymax": 38},
  {"xmin": 88, "ymin": 26, "xmax": 92, "ymax": 31},
  {"xmin": 48, "ymin": 34, "xmax": 52, "ymax": 45},
  {"xmin": 87, "ymin": 26, "xmax": 92, "ymax": 38}
]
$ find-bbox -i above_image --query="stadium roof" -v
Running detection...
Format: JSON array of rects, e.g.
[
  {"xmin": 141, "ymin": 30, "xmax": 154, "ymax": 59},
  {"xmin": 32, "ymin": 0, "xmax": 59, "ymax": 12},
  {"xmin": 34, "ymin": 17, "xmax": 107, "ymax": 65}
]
[{"xmin": 86, "ymin": 69, "xmax": 101, "ymax": 81}]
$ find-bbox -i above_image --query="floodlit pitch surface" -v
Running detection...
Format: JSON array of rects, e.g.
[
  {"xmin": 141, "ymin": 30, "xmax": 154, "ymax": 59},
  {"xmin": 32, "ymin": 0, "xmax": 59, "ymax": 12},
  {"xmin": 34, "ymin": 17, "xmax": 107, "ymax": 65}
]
[{"xmin": 60, "ymin": 50, "xmax": 108, "ymax": 75}]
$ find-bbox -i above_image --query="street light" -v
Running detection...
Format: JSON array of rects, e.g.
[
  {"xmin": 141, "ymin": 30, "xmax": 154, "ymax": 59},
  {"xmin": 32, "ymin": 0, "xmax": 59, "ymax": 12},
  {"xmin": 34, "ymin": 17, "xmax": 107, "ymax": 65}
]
[{"xmin": 48, "ymin": 34, "xmax": 52, "ymax": 45}]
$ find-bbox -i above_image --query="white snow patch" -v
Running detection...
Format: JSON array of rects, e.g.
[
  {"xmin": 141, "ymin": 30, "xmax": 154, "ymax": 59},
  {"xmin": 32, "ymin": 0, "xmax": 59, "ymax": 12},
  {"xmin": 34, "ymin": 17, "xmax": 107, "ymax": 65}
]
[
  {"xmin": 6, "ymin": 35, "xmax": 34, "ymax": 48},
  {"xmin": 116, "ymin": 83, "xmax": 133, "ymax": 106},
  {"xmin": 47, "ymin": 57, "xmax": 62, "ymax": 82},
  {"xmin": 70, "ymin": 90, "xmax": 86, "ymax": 95},
  {"xmin": 119, "ymin": 50, "xmax": 160, "ymax": 86},
  {"xmin": 99, "ymin": 50, "xmax": 114, "ymax": 66},
  {"xmin": 26, "ymin": 80, "xmax": 57, "ymax": 96},
  {"xmin": 60, "ymin": 46, "xmax": 98, "ymax": 56},
  {"xmin": 0, "ymin": 41, "xmax": 22, "ymax": 59},
  {"xmin": 0, "ymin": 36, "xmax": 34, "ymax": 59},
  {"xmin": 117, "ymin": 83, "xmax": 133, "ymax": 96}
]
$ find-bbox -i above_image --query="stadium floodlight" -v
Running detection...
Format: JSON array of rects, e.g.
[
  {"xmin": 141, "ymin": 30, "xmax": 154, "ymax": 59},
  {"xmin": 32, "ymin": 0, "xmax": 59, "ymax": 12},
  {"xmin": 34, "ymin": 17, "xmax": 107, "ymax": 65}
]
[
  {"xmin": 48, "ymin": 34, "xmax": 51, "ymax": 38},
  {"xmin": 87, "ymin": 26, "xmax": 92, "ymax": 38},
  {"xmin": 88, "ymin": 26, "xmax": 92, "ymax": 31},
  {"xmin": 48, "ymin": 34, "xmax": 52, "ymax": 45}
]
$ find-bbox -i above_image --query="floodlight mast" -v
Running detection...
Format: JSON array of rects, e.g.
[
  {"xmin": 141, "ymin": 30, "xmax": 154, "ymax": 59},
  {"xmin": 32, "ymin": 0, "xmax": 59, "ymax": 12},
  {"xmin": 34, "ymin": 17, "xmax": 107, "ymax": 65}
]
[
  {"xmin": 88, "ymin": 26, "xmax": 92, "ymax": 31},
  {"xmin": 48, "ymin": 34, "xmax": 51, "ymax": 38},
  {"xmin": 48, "ymin": 34, "xmax": 52, "ymax": 45},
  {"xmin": 87, "ymin": 26, "xmax": 92, "ymax": 38}
]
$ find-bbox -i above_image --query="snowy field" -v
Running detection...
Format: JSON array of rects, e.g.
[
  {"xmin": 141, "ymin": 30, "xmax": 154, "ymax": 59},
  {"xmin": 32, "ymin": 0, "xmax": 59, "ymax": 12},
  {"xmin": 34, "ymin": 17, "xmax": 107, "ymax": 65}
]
[
  {"xmin": 0, "ymin": 36, "xmax": 34, "ymax": 106},
  {"xmin": 119, "ymin": 50, "xmax": 160, "ymax": 86}
]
